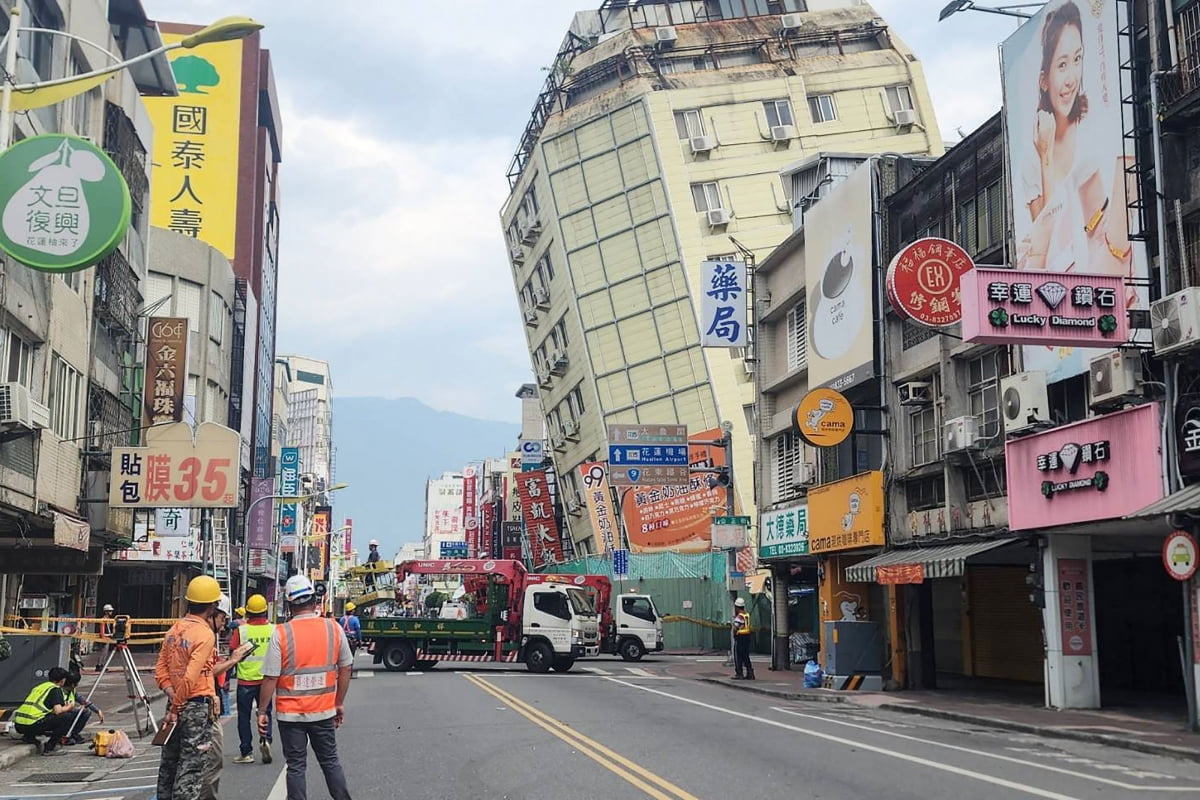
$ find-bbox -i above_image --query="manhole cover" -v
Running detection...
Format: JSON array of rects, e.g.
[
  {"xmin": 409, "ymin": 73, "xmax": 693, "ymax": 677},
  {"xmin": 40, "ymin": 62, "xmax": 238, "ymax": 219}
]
[{"xmin": 20, "ymin": 771, "xmax": 92, "ymax": 783}]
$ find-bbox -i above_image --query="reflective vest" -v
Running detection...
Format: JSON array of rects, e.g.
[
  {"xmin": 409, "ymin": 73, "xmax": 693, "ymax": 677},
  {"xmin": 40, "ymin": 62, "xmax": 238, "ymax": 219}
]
[
  {"xmin": 734, "ymin": 611, "xmax": 751, "ymax": 636},
  {"xmin": 276, "ymin": 616, "xmax": 343, "ymax": 719},
  {"xmin": 236, "ymin": 621, "xmax": 275, "ymax": 683},
  {"xmin": 13, "ymin": 681, "xmax": 58, "ymax": 727}
]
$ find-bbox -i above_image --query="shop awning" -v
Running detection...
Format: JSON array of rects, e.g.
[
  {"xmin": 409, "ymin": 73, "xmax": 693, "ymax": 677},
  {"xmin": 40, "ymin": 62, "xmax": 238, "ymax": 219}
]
[
  {"xmin": 1127, "ymin": 483, "xmax": 1200, "ymax": 519},
  {"xmin": 844, "ymin": 538, "xmax": 1018, "ymax": 584}
]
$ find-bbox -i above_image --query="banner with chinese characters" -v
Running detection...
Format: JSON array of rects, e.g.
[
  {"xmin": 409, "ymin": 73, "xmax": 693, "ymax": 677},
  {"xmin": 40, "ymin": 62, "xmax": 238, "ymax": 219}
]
[
  {"xmin": 463, "ymin": 464, "xmax": 480, "ymax": 556},
  {"xmin": 344, "ymin": 517, "xmax": 353, "ymax": 556},
  {"xmin": 698, "ymin": 260, "xmax": 748, "ymax": 347},
  {"xmin": 1177, "ymin": 394, "xmax": 1200, "ymax": 478},
  {"xmin": 248, "ymin": 477, "xmax": 275, "ymax": 549},
  {"xmin": 154, "ymin": 507, "xmax": 192, "ymax": 539},
  {"xmin": 579, "ymin": 462, "xmax": 617, "ymax": 554},
  {"xmin": 279, "ymin": 447, "xmax": 299, "ymax": 539},
  {"xmin": 518, "ymin": 470, "xmax": 563, "ymax": 567},
  {"xmin": 310, "ymin": 506, "xmax": 331, "ymax": 575},
  {"xmin": 501, "ymin": 521, "xmax": 523, "ymax": 561},
  {"xmin": 144, "ymin": 317, "xmax": 187, "ymax": 430},
  {"xmin": 109, "ymin": 421, "xmax": 240, "ymax": 508},
  {"xmin": 145, "ymin": 34, "xmax": 244, "ymax": 258},
  {"xmin": 807, "ymin": 471, "xmax": 885, "ymax": 554},
  {"xmin": 114, "ymin": 517, "xmax": 199, "ymax": 563}
]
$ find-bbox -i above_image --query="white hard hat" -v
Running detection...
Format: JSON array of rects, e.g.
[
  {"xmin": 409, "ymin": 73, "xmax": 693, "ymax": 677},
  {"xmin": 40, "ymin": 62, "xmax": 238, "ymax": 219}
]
[
  {"xmin": 102, "ymin": 604, "xmax": 114, "ymax": 612},
  {"xmin": 285, "ymin": 574, "xmax": 316, "ymax": 603},
  {"xmin": 369, "ymin": 539, "xmax": 378, "ymax": 546},
  {"xmin": 734, "ymin": 597, "xmax": 746, "ymax": 608},
  {"xmin": 217, "ymin": 594, "xmax": 232, "ymax": 616}
]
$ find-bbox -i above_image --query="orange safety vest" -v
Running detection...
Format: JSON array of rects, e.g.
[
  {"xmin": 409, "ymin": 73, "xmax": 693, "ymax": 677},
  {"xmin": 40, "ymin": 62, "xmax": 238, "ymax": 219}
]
[{"xmin": 276, "ymin": 615, "xmax": 343, "ymax": 718}]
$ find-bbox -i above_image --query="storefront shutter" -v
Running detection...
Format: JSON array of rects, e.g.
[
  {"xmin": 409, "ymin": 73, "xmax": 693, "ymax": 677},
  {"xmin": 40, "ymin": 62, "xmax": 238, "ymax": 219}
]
[{"xmin": 967, "ymin": 565, "xmax": 1044, "ymax": 683}]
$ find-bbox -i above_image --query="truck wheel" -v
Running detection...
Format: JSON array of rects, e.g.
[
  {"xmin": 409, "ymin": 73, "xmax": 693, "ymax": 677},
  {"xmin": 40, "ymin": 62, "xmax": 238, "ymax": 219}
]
[
  {"xmin": 551, "ymin": 658, "xmax": 575, "ymax": 672},
  {"xmin": 415, "ymin": 660, "xmax": 439, "ymax": 670},
  {"xmin": 619, "ymin": 638, "xmax": 645, "ymax": 662},
  {"xmin": 526, "ymin": 642, "xmax": 554, "ymax": 673},
  {"xmin": 381, "ymin": 642, "xmax": 416, "ymax": 672}
]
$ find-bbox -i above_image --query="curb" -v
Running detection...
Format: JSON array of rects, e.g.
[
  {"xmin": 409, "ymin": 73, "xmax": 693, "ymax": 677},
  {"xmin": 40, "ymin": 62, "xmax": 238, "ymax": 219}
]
[{"xmin": 697, "ymin": 677, "xmax": 851, "ymax": 704}]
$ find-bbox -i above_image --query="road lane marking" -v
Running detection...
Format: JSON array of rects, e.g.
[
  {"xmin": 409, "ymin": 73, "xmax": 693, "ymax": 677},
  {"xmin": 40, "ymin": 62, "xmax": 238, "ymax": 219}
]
[
  {"xmin": 464, "ymin": 673, "xmax": 699, "ymax": 800},
  {"xmin": 603, "ymin": 678, "xmax": 1082, "ymax": 800},
  {"xmin": 267, "ymin": 760, "xmax": 289, "ymax": 800},
  {"xmin": 626, "ymin": 667, "xmax": 654, "ymax": 676},
  {"xmin": 769, "ymin": 707, "xmax": 1200, "ymax": 793}
]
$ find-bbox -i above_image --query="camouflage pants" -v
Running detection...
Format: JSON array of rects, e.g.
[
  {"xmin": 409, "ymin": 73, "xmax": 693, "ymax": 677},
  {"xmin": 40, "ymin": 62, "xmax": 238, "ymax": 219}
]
[
  {"xmin": 200, "ymin": 719, "xmax": 223, "ymax": 800},
  {"xmin": 156, "ymin": 701, "xmax": 215, "ymax": 800}
]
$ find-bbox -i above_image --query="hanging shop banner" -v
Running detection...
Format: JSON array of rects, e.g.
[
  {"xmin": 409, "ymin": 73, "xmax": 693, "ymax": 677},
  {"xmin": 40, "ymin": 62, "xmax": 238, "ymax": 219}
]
[
  {"xmin": 501, "ymin": 521, "xmax": 523, "ymax": 562},
  {"xmin": 1002, "ymin": 0, "xmax": 1149, "ymax": 382},
  {"xmin": 109, "ymin": 422, "xmax": 240, "ymax": 508},
  {"xmin": 699, "ymin": 260, "xmax": 749, "ymax": 347},
  {"xmin": 807, "ymin": 471, "xmax": 885, "ymax": 554},
  {"xmin": 145, "ymin": 33, "xmax": 244, "ymax": 259},
  {"xmin": 279, "ymin": 447, "xmax": 300, "ymax": 537},
  {"xmin": 519, "ymin": 470, "xmax": 564, "ymax": 567},
  {"xmin": 344, "ymin": 517, "xmax": 354, "ymax": 557},
  {"xmin": 144, "ymin": 317, "xmax": 188, "ymax": 430},
  {"xmin": 463, "ymin": 464, "xmax": 480, "ymax": 556},
  {"xmin": 579, "ymin": 462, "xmax": 617, "ymax": 554},
  {"xmin": 960, "ymin": 268, "xmax": 1127, "ymax": 347},
  {"xmin": 758, "ymin": 503, "xmax": 809, "ymax": 559},
  {"xmin": 0, "ymin": 134, "xmax": 131, "ymax": 273},
  {"xmin": 1056, "ymin": 558, "xmax": 1093, "ymax": 656},
  {"xmin": 793, "ymin": 387, "xmax": 853, "ymax": 448},
  {"xmin": 885, "ymin": 237, "xmax": 975, "ymax": 328},
  {"xmin": 1177, "ymin": 394, "xmax": 1200, "ymax": 479},
  {"xmin": 52, "ymin": 512, "xmax": 90, "ymax": 552},
  {"xmin": 482, "ymin": 501, "xmax": 498, "ymax": 557},
  {"xmin": 248, "ymin": 477, "xmax": 275, "ymax": 550},
  {"xmin": 805, "ymin": 161, "xmax": 874, "ymax": 392},
  {"xmin": 620, "ymin": 428, "xmax": 726, "ymax": 554},
  {"xmin": 877, "ymin": 564, "xmax": 926, "ymax": 585},
  {"xmin": 310, "ymin": 506, "xmax": 331, "ymax": 575},
  {"xmin": 1005, "ymin": 403, "xmax": 1163, "ymax": 530}
]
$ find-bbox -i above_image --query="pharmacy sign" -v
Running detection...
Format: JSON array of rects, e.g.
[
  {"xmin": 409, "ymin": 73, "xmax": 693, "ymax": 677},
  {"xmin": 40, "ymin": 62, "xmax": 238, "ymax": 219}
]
[{"xmin": 0, "ymin": 134, "xmax": 131, "ymax": 273}]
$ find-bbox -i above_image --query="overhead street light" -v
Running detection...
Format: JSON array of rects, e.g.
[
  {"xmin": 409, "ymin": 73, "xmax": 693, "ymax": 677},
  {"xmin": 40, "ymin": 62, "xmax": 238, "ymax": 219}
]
[
  {"xmin": 243, "ymin": 482, "xmax": 348, "ymax": 606},
  {"xmin": 938, "ymin": 0, "xmax": 1044, "ymax": 21}
]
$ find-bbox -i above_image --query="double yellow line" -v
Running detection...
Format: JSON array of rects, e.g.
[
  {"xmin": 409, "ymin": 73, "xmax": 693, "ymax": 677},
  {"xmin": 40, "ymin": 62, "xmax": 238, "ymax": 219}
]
[{"xmin": 464, "ymin": 674, "xmax": 698, "ymax": 800}]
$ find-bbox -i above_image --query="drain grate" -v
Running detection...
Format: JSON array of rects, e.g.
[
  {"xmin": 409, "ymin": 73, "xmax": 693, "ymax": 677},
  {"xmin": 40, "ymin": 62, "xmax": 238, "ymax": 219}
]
[{"xmin": 20, "ymin": 771, "xmax": 92, "ymax": 783}]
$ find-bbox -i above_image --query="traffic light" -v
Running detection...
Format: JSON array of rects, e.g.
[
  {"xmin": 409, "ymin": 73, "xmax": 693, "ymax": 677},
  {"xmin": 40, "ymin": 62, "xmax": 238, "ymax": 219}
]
[
  {"xmin": 707, "ymin": 467, "xmax": 731, "ymax": 490},
  {"xmin": 314, "ymin": 581, "xmax": 328, "ymax": 598}
]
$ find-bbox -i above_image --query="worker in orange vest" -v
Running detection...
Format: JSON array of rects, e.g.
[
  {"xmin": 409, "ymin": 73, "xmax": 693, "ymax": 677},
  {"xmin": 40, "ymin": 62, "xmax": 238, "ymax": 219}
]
[{"xmin": 257, "ymin": 575, "xmax": 353, "ymax": 800}]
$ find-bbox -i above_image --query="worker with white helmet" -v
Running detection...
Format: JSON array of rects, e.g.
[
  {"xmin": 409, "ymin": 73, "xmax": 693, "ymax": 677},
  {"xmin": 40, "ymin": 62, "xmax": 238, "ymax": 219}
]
[
  {"xmin": 93, "ymin": 604, "xmax": 116, "ymax": 671},
  {"xmin": 731, "ymin": 596, "xmax": 755, "ymax": 681}
]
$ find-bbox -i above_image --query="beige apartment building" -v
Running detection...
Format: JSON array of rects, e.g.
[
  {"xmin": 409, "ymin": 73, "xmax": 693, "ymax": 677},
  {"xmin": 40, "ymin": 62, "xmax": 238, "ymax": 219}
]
[{"xmin": 499, "ymin": 0, "xmax": 942, "ymax": 554}]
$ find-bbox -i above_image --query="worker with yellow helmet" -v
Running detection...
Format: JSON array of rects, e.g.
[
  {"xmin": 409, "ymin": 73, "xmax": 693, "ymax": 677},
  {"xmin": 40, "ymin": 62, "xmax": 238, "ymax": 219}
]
[
  {"xmin": 230, "ymin": 593, "xmax": 275, "ymax": 764},
  {"xmin": 154, "ymin": 576, "xmax": 254, "ymax": 800},
  {"xmin": 338, "ymin": 601, "xmax": 361, "ymax": 654}
]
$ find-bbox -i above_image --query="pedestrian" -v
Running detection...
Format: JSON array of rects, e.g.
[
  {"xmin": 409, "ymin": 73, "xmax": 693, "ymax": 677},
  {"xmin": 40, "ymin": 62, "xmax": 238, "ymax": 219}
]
[
  {"xmin": 11, "ymin": 666, "xmax": 76, "ymax": 755},
  {"xmin": 258, "ymin": 575, "xmax": 353, "ymax": 800},
  {"xmin": 61, "ymin": 671, "xmax": 104, "ymax": 745},
  {"xmin": 94, "ymin": 604, "xmax": 115, "ymax": 671},
  {"xmin": 338, "ymin": 603, "xmax": 361, "ymax": 654},
  {"xmin": 202, "ymin": 595, "xmax": 255, "ymax": 800},
  {"xmin": 231, "ymin": 593, "xmax": 275, "ymax": 765},
  {"xmin": 731, "ymin": 597, "xmax": 754, "ymax": 681},
  {"xmin": 154, "ymin": 576, "xmax": 253, "ymax": 800}
]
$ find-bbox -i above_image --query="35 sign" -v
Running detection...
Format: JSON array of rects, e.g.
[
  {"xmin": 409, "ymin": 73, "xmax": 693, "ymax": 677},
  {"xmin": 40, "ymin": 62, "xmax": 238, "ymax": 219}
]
[{"xmin": 109, "ymin": 421, "xmax": 240, "ymax": 508}]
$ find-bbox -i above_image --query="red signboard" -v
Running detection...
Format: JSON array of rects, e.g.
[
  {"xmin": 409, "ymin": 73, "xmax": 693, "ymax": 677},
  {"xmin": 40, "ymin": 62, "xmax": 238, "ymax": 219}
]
[
  {"xmin": 344, "ymin": 517, "xmax": 353, "ymax": 557},
  {"xmin": 886, "ymin": 237, "xmax": 974, "ymax": 328},
  {"xmin": 518, "ymin": 470, "xmax": 563, "ymax": 567},
  {"xmin": 876, "ymin": 564, "xmax": 925, "ymax": 585},
  {"xmin": 1056, "ymin": 558, "xmax": 1092, "ymax": 656},
  {"xmin": 463, "ymin": 465, "xmax": 479, "ymax": 556}
]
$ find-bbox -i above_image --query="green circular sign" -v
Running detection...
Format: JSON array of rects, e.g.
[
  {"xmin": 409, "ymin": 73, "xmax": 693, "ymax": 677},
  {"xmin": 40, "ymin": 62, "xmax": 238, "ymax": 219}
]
[{"xmin": 0, "ymin": 134, "xmax": 131, "ymax": 273}]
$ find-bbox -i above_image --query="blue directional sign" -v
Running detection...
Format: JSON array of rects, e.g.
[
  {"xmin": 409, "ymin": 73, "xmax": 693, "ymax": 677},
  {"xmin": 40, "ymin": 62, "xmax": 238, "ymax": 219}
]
[
  {"xmin": 607, "ymin": 423, "xmax": 690, "ymax": 487},
  {"xmin": 609, "ymin": 444, "xmax": 689, "ymax": 466},
  {"xmin": 613, "ymin": 548, "xmax": 630, "ymax": 579},
  {"xmin": 440, "ymin": 541, "xmax": 469, "ymax": 559}
]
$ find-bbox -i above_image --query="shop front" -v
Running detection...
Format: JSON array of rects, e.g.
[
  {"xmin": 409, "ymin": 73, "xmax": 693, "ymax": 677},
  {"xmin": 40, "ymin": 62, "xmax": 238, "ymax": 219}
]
[{"xmin": 756, "ymin": 501, "xmax": 816, "ymax": 670}]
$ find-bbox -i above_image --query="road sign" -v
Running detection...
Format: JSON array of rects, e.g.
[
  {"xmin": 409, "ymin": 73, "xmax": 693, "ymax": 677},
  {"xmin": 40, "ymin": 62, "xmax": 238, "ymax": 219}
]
[
  {"xmin": 440, "ymin": 541, "xmax": 469, "ymax": 559},
  {"xmin": 712, "ymin": 516, "xmax": 750, "ymax": 549},
  {"xmin": 607, "ymin": 424, "xmax": 689, "ymax": 486},
  {"xmin": 1164, "ymin": 530, "xmax": 1198, "ymax": 581},
  {"xmin": 608, "ymin": 464, "xmax": 691, "ymax": 487},
  {"xmin": 613, "ymin": 548, "xmax": 630, "ymax": 579}
]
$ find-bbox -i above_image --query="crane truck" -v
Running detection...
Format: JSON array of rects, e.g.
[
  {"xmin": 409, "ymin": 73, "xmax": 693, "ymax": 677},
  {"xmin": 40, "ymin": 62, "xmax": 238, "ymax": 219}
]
[
  {"xmin": 362, "ymin": 559, "xmax": 599, "ymax": 673},
  {"xmin": 527, "ymin": 574, "xmax": 663, "ymax": 661}
]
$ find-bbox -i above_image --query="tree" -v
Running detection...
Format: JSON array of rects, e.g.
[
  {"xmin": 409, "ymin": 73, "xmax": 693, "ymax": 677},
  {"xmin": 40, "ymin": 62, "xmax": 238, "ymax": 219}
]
[
  {"xmin": 173, "ymin": 55, "xmax": 220, "ymax": 94},
  {"xmin": 424, "ymin": 591, "xmax": 447, "ymax": 611}
]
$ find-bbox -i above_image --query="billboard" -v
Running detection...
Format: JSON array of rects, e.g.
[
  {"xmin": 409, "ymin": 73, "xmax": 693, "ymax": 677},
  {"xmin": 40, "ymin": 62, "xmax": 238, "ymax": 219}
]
[
  {"xmin": 110, "ymin": 422, "xmax": 239, "ymax": 508},
  {"xmin": 807, "ymin": 471, "xmax": 885, "ymax": 555},
  {"xmin": 1002, "ymin": 0, "xmax": 1148, "ymax": 381},
  {"xmin": 805, "ymin": 161, "xmax": 875, "ymax": 391},
  {"xmin": 144, "ymin": 317, "xmax": 188, "ymax": 430},
  {"xmin": 145, "ymin": 34, "xmax": 244, "ymax": 258},
  {"xmin": 518, "ymin": 470, "xmax": 563, "ymax": 566},
  {"xmin": 426, "ymin": 477, "xmax": 464, "ymax": 537},
  {"xmin": 579, "ymin": 462, "xmax": 617, "ymax": 554},
  {"xmin": 698, "ymin": 260, "xmax": 748, "ymax": 347}
]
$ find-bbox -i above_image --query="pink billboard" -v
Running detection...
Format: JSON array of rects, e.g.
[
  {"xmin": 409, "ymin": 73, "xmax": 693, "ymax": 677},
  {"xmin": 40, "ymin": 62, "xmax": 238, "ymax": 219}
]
[
  {"xmin": 961, "ymin": 268, "xmax": 1128, "ymax": 348},
  {"xmin": 1005, "ymin": 403, "xmax": 1163, "ymax": 531}
]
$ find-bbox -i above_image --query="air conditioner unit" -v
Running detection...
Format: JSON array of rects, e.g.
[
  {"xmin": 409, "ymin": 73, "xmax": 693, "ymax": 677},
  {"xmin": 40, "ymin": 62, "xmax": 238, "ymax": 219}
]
[
  {"xmin": 523, "ymin": 306, "xmax": 539, "ymax": 325},
  {"xmin": 792, "ymin": 461, "xmax": 817, "ymax": 488},
  {"xmin": 1089, "ymin": 350, "xmax": 1142, "ymax": 408},
  {"xmin": 1150, "ymin": 286, "xmax": 1200, "ymax": 357},
  {"xmin": 1000, "ymin": 370, "xmax": 1050, "ymax": 435},
  {"xmin": 0, "ymin": 382, "xmax": 34, "ymax": 429},
  {"xmin": 510, "ymin": 246, "xmax": 525, "ymax": 264},
  {"xmin": 780, "ymin": 13, "xmax": 804, "ymax": 31},
  {"xmin": 563, "ymin": 418, "xmax": 580, "ymax": 439},
  {"xmin": 551, "ymin": 433, "xmax": 568, "ymax": 452},
  {"xmin": 689, "ymin": 135, "xmax": 714, "ymax": 154},
  {"xmin": 897, "ymin": 380, "xmax": 932, "ymax": 406},
  {"xmin": 655, "ymin": 26, "xmax": 678, "ymax": 46},
  {"xmin": 771, "ymin": 124, "xmax": 796, "ymax": 142},
  {"xmin": 944, "ymin": 415, "xmax": 981, "ymax": 453},
  {"xmin": 520, "ymin": 220, "xmax": 542, "ymax": 245},
  {"xmin": 551, "ymin": 350, "xmax": 569, "ymax": 373},
  {"xmin": 894, "ymin": 108, "xmax": 918, "ymax": 126},
  {"xmin": 744, "ymin": 360, "xmax": 755, "ymax": 377},
  {"xmin": 533, "ymin": 287, "xmax": 550, "ymax": 308},
  {"xmin": 537, "ymin": 367, "xmax": 552, "ymax": 388},
  {"xmin": 29, "ymin": 399, "xmax": 50, "ymax": 430},
  {"xmin": 567, "ymin": 498, "xmax": 582, "ymax": 515},
  {"xmin": 707, "ymin": 208, "xmax": 731, "ymax": 227}
]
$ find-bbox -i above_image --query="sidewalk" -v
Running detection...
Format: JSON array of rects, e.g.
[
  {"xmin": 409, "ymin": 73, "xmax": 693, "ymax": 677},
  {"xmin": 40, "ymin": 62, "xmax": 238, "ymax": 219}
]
[
  {"xmin": 663, "ymin": 655, "xmax": 1200, "ymax": 762},
  {"xmin": 1, "ymin": 649, "xmax": 164, "ymax": 770}
]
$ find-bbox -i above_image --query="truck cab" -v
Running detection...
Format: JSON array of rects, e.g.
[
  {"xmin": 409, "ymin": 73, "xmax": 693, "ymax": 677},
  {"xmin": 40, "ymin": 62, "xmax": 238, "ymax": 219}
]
[
  {"xmin": 521, "ymin": 583, "xmax": 600, "ymax": 671},
  {"xmin": 613, "ymin": 592, "xmax": 663, "ymax": 661}
]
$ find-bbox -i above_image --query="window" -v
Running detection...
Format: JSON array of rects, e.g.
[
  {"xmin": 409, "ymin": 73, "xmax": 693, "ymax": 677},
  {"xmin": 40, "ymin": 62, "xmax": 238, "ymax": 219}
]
[
  {"xmin": 772, "ymin": 431, "xmax": 805, "ymax": 501},
  {"xmin": 177, "ymin": 279, "xmax": 202, "ymax": 332},
  {"xmin": 785, "ymin": 297, "xmax": 807, "ymax": 371},
  {"xmin": 964, "ymin": 461, "xmax": 1007, "ymax": 502},
  {"xmin": 5, "ymin": 331, "xmax": 32, "ymax": 387},
  {"xmin": 885, "ymin": 85, "xmax": 915, "ymax": 115},
  {"xmin": 967, "ymin": 350, "xmax": 1009, "ymax": 439},
  {"xmin": 568, "ymin": 386, "xmax": 585, "ymax": 417},
  {"xmin": 204, "ymin": 380, "xmax": 224, "ymax": 424},
  {"xmin": 23, "ymin": 1, "xmax": 59, "ymax": 82},
  {"xmin": 48, "ymin": 355, "xmax": 81, "ymax": 439},
  {"xmin": 808, "ymin": 94, "xmax": 837, "ymax": 123},
  {"xmin": 909, "ymin": 374, "xmax": 940, "ymax": 466},
  {"xmin": 674, "ymin": 109, "xmax": 707, "ymax": 140},
  {"xmin": 539, "ymin": 253, "xmax": 555, "ymax": 281},
  {"xmin": 958, "ymin": 181, "xmax": 1003, "ymax": 256},
  {"xmin": 691, "ymin": 182, "xmax": 723, "ymax": 213},
  {"xmin": 209, "ymin": 292, "xmax": 226, "ymax": 344},
  {"xmin": 622, "ymin": 596, "xmax": 657, "ymax": 622},
  {"xmin": 763, "ymin": 99, "xmax": 794, "ymax": 129},
  {"xmin": 906, "ymin": 475, "xmax": 945, "ymax": 512},
  {"xmin": 533, "ymin": 591, "xmax": 571, "ymax": 620},
  {"xmin": 60, "ymin": 271, "xmax": 81, "ymax": 292}
]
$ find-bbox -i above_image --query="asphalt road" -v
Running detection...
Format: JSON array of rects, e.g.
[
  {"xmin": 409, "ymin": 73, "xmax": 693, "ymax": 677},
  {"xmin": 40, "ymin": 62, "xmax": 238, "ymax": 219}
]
[{"xmin": 5, "ymin": 655, "xmax": 1200, "ymax": 799}]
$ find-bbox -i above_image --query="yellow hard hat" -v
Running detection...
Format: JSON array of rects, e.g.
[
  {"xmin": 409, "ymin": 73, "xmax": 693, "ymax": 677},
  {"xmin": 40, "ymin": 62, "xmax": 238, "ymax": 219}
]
[
  {"xmin": 246, "ymin": 594, "xmax": 268, "ymax": 614},
  {"xmin": 345, "ymin": 602, "xmax": 356, "ymax": 612},
  {"xmin": 186, "ymin": 575, "xmax": 222, "ymax": 604},
  {"xmin": 235, "ymin": 606, "xmax": 246, "ymax": 617}
]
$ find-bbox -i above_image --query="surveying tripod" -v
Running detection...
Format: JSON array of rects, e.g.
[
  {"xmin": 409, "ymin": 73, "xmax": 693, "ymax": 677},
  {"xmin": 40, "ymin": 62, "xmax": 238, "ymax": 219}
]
[{"xmin": 68, "ymin": 618, "xmax": 156, "ymax": 739}]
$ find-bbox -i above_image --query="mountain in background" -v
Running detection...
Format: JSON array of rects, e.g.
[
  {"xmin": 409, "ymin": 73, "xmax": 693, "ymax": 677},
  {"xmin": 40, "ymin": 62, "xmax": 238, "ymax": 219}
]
[{"xmin": 331, "ymin": 397, "xmax": 520, "ymax": 558}]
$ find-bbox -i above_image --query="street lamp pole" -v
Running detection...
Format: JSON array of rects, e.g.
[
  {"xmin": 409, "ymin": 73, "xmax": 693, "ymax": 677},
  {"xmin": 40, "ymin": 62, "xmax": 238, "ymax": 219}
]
[{"xmin": 262, "ymin": 483, "xmax": 348, "ymax": 613}]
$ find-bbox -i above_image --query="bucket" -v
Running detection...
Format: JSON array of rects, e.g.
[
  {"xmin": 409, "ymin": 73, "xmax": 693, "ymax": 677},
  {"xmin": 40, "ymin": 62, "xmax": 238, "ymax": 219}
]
[{"xmin": 93, "ymin": 729, "xmax": 115, "ymax": 756}]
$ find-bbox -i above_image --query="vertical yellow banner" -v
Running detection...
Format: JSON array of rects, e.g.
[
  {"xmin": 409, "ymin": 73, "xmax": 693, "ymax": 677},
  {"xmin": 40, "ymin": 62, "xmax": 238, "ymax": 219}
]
[
  {"xmin": 579, "ymin": 462, "xmax": 617, "ymax": 554},
  {"xmin": 145, "ymin": 36, "xmax": 244, "ymax": 259}
]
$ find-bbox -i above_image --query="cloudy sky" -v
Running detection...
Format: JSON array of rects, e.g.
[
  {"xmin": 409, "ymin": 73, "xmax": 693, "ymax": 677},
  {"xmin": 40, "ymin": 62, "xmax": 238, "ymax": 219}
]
[{"xmin": 145, "ymin": 0, "xmax": 1018, "ymax": 424}]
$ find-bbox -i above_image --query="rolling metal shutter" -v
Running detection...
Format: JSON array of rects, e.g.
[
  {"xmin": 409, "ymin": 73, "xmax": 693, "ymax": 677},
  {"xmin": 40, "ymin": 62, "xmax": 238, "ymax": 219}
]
[{"xmin": 967, "ymin": 565, "xmax": 1044, "ymax": 683}]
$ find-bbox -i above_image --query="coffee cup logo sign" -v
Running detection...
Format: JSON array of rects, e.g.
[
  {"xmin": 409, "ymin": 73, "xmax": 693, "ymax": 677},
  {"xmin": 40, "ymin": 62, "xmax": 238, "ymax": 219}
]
[
  {"xmin": 886, "ymin": 237, "xmax": 975, "ymax": 328},
  {"xmin": 0, "ymin": 135, "xmax": 131, "ymax": 273},
  {"xmin": 1037, "ymin": 439, "xmax": 1111, "ymax": 497},
  {"xmin": 793, "ymin": 387, "xmax": 853, "ymax": 448}
]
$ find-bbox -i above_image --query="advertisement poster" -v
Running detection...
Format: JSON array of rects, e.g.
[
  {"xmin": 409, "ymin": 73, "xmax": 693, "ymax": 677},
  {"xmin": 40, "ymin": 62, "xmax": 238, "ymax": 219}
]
[
  {"xmin": 805, "ymin": 161, "xmax": 874, "ymax": 392},
  {"xmin": 620, "ymin": 428, "xmax": 726, "ymax": 554},
  {"xmin": 579, "ymin": 462, "xmax": 617, "ymax": 554},
  {"xmin": 1057, "ymin": 558, "xmax": 1093, "ymax": 656},
  {"xmin": 518, "ymin": 470, "xmax": 563, "ymax": 566},
  {"xmin": 1002, "ymin": 0, "xmax": 1148, "ymax": 381}
]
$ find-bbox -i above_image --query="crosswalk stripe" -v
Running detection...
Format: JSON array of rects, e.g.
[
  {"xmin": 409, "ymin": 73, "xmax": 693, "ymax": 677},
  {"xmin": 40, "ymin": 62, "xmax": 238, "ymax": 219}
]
[{"xmin": 626, "ymin": 667, "xmax": 653, "ymax": 677}]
